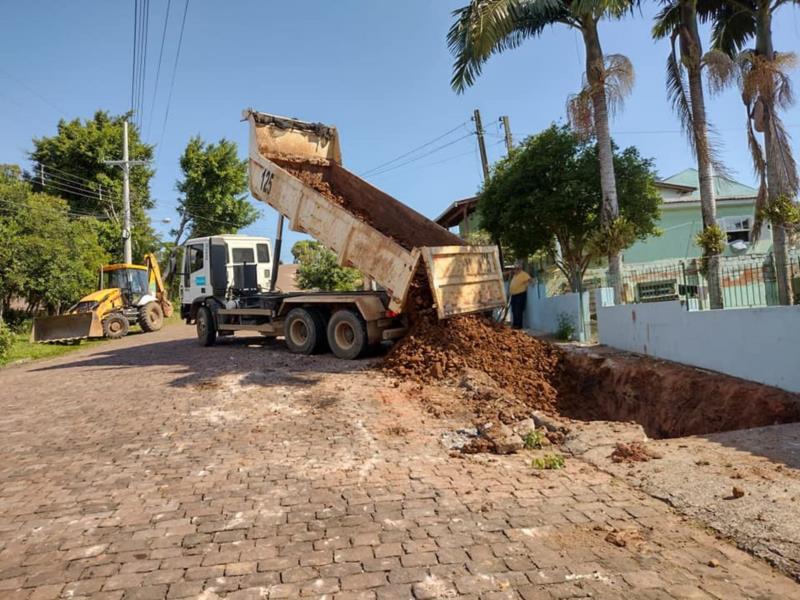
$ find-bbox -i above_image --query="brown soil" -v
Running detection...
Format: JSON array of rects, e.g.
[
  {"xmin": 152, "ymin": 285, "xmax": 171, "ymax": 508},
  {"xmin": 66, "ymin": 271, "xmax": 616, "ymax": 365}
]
[
  {"xmin": 271, "ymin": 156, "xmax": 462, "ymax": 252},
  {"xmin": 555, "ymin": 347, "xmax": 800, "ymax": 439},
  {"xmin": 381, "ymin": 310, "xmax": 560, "ymax": 424},
  {"xmin": 610, "ymin": 441, "xmax": 660, "ymax": 463}
]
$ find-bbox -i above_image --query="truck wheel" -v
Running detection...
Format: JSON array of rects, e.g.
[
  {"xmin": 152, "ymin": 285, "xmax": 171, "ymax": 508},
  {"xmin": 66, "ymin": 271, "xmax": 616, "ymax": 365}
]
[
  {"xmin": 138, "ymin": 302, "xmax": 164, "ymax": 332},
  {"xmin": 284, "ymin": 308, "xmax": 326, "ymax": 355},
  {"xmin": 327, "ymin": 309, "xmax": 367, "ymax": 360},
  {"xmin": 102, "ymin": 313, "xmax": 129, "ymax": 339},
  {"xmin": 196, "ymin": 306, "xmax": 217, "ymax": 347}
]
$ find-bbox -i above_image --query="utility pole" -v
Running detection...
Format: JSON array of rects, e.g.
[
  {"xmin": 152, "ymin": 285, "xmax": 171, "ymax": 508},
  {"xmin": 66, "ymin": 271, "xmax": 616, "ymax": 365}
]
[
  {"xmin": 105, "ymin": 121, "xmax": 147, "ymax": 264},
  {"xmin": 500, "ymin": 115, "xmax": 513, "ymax": 155},
  {"xmin": 472, "ymin": 109, "xmax": 490, "ymax": 182}
]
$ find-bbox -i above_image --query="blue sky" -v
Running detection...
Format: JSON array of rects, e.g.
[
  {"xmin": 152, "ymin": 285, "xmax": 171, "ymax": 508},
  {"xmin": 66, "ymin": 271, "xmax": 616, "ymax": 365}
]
[{"xmin": 2, "ymin": 1, "xmax": 799, "ymax": 252}]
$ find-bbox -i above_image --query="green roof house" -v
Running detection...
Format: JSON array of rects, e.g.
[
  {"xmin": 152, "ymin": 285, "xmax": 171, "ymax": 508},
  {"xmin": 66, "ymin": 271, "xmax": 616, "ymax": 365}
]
[{"xmin": 623, "ymin": 168, "xmax": 771, "ymax": 264}]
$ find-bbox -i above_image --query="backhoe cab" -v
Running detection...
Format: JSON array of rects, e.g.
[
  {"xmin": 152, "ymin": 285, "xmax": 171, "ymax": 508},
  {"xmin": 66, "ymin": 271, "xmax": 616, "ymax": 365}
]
[{"xmin": 31, "ymin": 253, "xmax": 173, "ymax": 343}]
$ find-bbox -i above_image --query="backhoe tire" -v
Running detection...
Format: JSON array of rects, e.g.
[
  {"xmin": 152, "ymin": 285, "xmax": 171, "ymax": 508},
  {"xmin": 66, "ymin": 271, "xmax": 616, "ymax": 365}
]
[
  {"xmin": 327, "ymin": 309, "xmax": 367, "ymax": 360},
  {"xmin": 284, "ymin": 308, "xmax": 327, "ymax": 355},
  {"xmin": 196, "ymin": 306, "xmax": 217, "ymax": 347},
  {"xmin": 138, "ymin": 302, "xmax": 164, "ymax": 332},
  {"xmin": 102, "ymin": 313, "xmax": 129, "ymax": 339}
]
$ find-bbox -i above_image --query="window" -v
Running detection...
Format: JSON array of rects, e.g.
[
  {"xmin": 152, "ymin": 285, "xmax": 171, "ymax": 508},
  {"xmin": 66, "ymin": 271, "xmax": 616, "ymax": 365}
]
[
  {"xmin": 185, "ymin": 244, "xmax": 204, "ymax": 286},
  {"xmin": 232, "ymin": 247, "xmax": 255, "ymax": 263},
  {"xmin": 719, "ymin": 216, "xmax": 751, "ymax": 244},
  {"xmin": 256, "ymin": 243, "xmax": 270, "ymax": 264}
]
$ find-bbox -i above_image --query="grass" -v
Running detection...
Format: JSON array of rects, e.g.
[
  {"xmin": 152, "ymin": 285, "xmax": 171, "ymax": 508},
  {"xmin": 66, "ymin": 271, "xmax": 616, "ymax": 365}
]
[
  {"xmin": 0, "ymin": 311, "xmax": 183, "ymax": 368},
  {"xmin": 532, "ymin": 454, "xmax": 566, "ymax": 470}
]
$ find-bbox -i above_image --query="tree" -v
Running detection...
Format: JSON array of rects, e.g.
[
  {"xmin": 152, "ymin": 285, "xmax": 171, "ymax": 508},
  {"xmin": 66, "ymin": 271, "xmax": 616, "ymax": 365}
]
[
  {"xmin": 703, "ymin": 0, "xmax": 799, "ymax": 305},
  {"xmin": 291, "ymin": 241, "xmax": 361, "ymax": 292},
  {"xmin": 164, "ymin": 136, "xmax": 260, "ymax": 283},
  {"xmin": 478, "ymin": 125, "xmax": 661, "ymax": 291},
  {"xmin": 0, "ymin": 168, "xmax": 109, "ymax": 317},
  {"xmin": 448, "ymin": 0, "xmax": 637, "ymax": 301},
  {"xmin": 653, "ymin": 0, "xmax": 725, "ymax": 308},
  {"xmin": 29, "ymin": 110, "xmax": 158, "ymax": 261}
]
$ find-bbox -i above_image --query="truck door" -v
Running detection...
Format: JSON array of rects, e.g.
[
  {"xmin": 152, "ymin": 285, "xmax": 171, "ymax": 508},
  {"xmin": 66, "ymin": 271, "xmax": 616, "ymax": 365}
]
[{"xmin": 182, "ymin": 240, "xmax": 209, "ymax": 304}]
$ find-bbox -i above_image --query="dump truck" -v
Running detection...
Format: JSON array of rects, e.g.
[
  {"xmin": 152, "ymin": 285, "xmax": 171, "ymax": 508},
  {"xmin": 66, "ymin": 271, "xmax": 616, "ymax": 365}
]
[
  {"xmin": 179, "ymin": 110, "xmax": 506, "ymax": 359},
  {"xmin": 32, "ymin": 253, "xmax": 173, "ymax": 342}
]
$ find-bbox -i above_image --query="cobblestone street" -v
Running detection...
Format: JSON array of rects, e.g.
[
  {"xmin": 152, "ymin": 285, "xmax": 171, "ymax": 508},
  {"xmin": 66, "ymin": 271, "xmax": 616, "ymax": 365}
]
[{"xmin": 1, "ymin": 326, "xmax": 798, "ymax": 599}]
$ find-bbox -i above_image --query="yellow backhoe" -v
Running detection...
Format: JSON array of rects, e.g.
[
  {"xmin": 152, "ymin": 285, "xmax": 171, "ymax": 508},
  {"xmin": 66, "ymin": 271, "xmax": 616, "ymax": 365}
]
[{"xmin": 31, "ymin": 253, "xmax": 173, "ymax": 343}]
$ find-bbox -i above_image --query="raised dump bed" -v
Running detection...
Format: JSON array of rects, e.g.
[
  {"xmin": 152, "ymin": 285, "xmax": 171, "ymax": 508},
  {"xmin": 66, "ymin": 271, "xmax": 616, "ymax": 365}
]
[{"xmin": 243, "ymin": 109, "xmax": 505, "ymax": 317}]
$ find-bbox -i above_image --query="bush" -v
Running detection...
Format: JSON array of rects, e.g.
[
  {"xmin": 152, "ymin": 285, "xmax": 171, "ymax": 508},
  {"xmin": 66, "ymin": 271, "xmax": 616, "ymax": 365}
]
[
  {"xmin": 0, "ymin": 320, "xmax": 13, "ymax": 361},
  {"xmin": 555, "ymin": 312, "xmax": 576, "ymax": 341},
  {"xmin": 3, "ymin": 308, "xmax": 32, "ymax": 334},
  {"xmin": 531, "ymin": 454, "xmax": 566, "ymax": 470}
]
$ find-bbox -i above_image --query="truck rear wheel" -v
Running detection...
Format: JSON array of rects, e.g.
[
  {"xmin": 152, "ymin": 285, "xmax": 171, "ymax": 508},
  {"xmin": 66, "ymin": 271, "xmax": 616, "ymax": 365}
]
[
  {"xmin": 196, "ymin": 306, "xmax": 217, "ymax": 347},
  {"xmin": 327, "ymin": 309, "xmax": 367, "ymax": 360},
  {"xmin": 284, "ymin": 308, "xmax": 327, "ymax": 355}
]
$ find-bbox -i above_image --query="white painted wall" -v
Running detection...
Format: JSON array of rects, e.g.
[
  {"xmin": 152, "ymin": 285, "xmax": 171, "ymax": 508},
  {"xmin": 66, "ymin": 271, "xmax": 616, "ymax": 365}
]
[
  {"xmin": 524, "ymin": 283, "xmax": 590, "ymax": 341},
  {"xmin": 596, "ymin": 289, "xmax": 800, "ymax": 393}
]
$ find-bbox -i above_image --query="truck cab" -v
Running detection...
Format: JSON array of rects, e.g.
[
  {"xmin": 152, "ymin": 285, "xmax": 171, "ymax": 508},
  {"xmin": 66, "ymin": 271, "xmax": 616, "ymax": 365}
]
[{"xmin": 180, "ymin": 235, "xmax": 273, "ymax": 313}]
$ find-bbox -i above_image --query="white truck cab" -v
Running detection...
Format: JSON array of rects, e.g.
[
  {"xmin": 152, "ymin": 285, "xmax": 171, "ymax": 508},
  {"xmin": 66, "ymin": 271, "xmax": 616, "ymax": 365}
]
[{"xmin": 180, "ymin": 235, "xmax": 273, "ymax": 308}]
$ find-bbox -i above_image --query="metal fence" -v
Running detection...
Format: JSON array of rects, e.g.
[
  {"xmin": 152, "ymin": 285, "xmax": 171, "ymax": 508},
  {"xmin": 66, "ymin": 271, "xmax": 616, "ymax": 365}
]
[{"xmin": 604, "ymin": 253, "xmax": 800, "ymax": 310}]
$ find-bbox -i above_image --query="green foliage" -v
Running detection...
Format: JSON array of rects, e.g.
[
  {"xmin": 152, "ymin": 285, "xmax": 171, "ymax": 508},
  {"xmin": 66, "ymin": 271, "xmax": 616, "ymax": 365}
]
[
  {"xmin": 291, "ymin": 241, "xmax": 361, "ymax": 292},
  {"xmin": 523, "ymin": 430, "xmax": 544, "ymax": 450},
  {"xmin": 176, "ymin": 136, "xmax": 259, "ymax": 240},
  {"xmin": 0, "ymin": 321, "xmax": 13, "ymax": 362},
  {"xmin": 0, "ymin": 169, "xmax": 109, "ymax": 315},
  {"xmin": 478, "ymin": 125, "xmax": 661, "ymax": 291},
  {"xmin": 760, "ymin": 195, "xmax": 800, "ymax": 227},
  {"xmin": 694, "ymin": 224, "xmax": 726, "ymax": 256},
  {"xmin": 532, "ymin": 453, "xmax": 566, "ymax": 470},
  {"xmin": 555, "ymin": 313, "xmax": 576, "ymax": 341},
  {"xmin": 29, "ymin": 110, "xmax": 158, "ymax": 261}
]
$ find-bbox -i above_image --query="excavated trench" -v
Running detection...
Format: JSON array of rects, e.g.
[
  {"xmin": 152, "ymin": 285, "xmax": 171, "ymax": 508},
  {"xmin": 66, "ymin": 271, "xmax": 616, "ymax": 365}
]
[{"xmin": 554, "ymin": 346, "xmax": 800, "ymax": 439}]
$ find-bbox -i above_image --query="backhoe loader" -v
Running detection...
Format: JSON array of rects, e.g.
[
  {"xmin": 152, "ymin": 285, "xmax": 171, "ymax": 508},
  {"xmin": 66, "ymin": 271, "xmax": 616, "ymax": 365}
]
[{"xmin": 31, "ymin": 253, "xmax": 173, "ymax": 343}]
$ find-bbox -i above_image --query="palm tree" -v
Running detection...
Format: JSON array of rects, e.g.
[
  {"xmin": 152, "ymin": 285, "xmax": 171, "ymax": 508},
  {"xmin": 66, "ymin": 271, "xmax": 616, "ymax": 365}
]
[
  {"xmin": 705, "ymin": 0, "xmax": 799, "ymax": 305},
  {"xmin": 448, "ymin": 0, "xmax": 635, "ymax": 302},
  {"xmin": 653, "ymin": 0, "xmax": 725, "ymax": 309}
]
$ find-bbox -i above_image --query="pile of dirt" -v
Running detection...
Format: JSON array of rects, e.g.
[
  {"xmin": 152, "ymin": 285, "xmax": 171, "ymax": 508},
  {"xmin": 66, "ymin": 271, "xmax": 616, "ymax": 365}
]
[
  {"xmin": 382, "ymin": 311, "xmax": 561, "ymax": 423},
  {"xmin": 610, "ymin": 441, "xmax": 660, "ymax": 463}
]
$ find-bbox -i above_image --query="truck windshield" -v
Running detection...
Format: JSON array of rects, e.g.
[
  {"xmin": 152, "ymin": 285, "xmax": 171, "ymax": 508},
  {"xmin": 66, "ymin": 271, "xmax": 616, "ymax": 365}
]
[{"xmin": 104, "ymin": 269, "xmax": 149, "ymax": 295}]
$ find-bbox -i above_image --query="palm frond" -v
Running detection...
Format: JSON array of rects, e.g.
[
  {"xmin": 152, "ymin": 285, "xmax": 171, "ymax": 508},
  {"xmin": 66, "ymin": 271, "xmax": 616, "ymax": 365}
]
[
  {"xmin": 566, "ymin": 89, "xmax": 594, "ymax": 138},
  {"xmin": 773, "ymin": 52, "xmax": 797, "ymax": 110},
  {"xmin": 768, "ymin": 115, "xmax": 800, "ymax": 197},
  {"xmin": 666, "ymin": 32, "xmax": 695, "ymax": 154},
  {"xmin": 570, "ymin": 0, "xmax": 639, "ymax": 20},
  {"xmin": 703, "ymin": 48, "xmax": 737, "ymax": 95},
  {"xmin": 707, "ymin": 2, "xmax": 756, "ymax": 58},
  {"xmin": 651, "ymin": 1, "xmax": 679, "ymax": 40},
  {"xmin": 746, "ymin": 115, "xmax": 768, "ymax": 241},
  {"xmin": 448, "ymin": 0, "xmax": 570, "ymax": 93},
  {"xmin": 566, "ymin": 53, "xmax": 633, "ymax": 137}
]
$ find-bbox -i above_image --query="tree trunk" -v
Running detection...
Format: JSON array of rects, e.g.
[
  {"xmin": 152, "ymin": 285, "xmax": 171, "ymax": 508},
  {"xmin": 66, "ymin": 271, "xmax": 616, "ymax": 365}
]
[
  {"xmin": 582, "ymin": 21, "xmax": 623, "ymax": 303},
  {"xmin": 681, "ymin": 1, "xmax": 724, "ymax": 309},
  {"xmin": 757, "ymin": 6, "xmax": 794, "ymax": 305}
]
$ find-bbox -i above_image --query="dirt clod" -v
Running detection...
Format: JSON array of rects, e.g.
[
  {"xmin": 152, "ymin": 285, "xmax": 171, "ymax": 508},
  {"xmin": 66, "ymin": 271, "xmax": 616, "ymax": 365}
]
[
  {"xmin": 732, "ymin": 486, "xmax": 745, "ymax": 499},
  {"xmin": 610, "ymin": 441, "xmax": 660, "ymax": 463}
]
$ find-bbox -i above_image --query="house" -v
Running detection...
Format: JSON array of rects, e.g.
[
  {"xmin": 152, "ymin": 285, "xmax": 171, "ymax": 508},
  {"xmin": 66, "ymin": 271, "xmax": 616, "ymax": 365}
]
[
  {"xmin": 436, "ymin": 196, "xmax": 478, "ymax": 237},
  {"xmin": 624, "ymin": 168, "xmax": 771, "ymax": 264}
]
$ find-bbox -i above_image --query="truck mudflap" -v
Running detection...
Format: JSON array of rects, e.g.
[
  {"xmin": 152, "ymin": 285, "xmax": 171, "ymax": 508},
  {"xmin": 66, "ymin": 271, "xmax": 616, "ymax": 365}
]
[
  {"xmin": 31, "ymin": 312, "xmax": 103, "ymax": 343},
  {"xmin": 419, "ymin": 245, "xmax": 506, "ymax": 319}
]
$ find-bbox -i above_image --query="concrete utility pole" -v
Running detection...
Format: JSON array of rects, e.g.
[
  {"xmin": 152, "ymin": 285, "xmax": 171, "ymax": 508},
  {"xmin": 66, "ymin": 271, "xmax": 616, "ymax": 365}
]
[
  {"xmin": 472, "ymin": 109, "xmax": 490, "ymax": 182},
  {"xmin": 105, "ymin": 121, "xmax": 147, "ymax": 264},
  {"xmin": 500, "ymin": 115, "xmax": 513, "ymax": 155}
]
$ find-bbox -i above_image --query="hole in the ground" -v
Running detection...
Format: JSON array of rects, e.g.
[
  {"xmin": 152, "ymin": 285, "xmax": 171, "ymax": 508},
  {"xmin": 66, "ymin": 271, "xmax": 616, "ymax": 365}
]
[{"xmin": 553, "ymin": 346, "xmax": 800, "ymax": 439}]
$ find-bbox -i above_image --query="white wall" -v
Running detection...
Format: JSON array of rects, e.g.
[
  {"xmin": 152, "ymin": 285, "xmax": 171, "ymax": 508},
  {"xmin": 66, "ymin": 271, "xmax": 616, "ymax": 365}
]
[
  {"xmin": 596, "ymin": 289, "xmax": 800, "ymax": 393},
  {"xmin": 524, "ymin": 283, "xmax": 590, "ymax": 341}
]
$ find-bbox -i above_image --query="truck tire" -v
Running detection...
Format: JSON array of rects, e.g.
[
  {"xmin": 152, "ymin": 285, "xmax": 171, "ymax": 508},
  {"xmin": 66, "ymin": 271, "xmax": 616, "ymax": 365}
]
[
  {"xmin": 284, "ymin": 308, "xmax": 326, "ymax": 355},
  {"xmin": 196, "ymin": 306, "xmax": 217, "ymax": 347},
  {"xmin": 327, "ymin": 309, "xmax": 367, "ymax": 360},
  {"xmin": 138, "ymin": 302, "xmax": 164, "ymax": 332},
  {"xmin": 102, "ymin": 313, "xmax": 129, "ymax": 339}
]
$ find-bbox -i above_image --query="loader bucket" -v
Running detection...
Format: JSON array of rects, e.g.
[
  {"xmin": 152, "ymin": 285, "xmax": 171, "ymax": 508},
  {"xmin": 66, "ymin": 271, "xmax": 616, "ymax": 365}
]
[{"xmin": 31, "ymin": 312, "xmax": 103, "ymax": 343}]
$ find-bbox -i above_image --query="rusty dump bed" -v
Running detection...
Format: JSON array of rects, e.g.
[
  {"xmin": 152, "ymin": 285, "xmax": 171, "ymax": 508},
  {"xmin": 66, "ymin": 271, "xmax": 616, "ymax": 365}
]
[{"xmin": 243, "ymin": 109, "xmax": 505, "ymax": 317}]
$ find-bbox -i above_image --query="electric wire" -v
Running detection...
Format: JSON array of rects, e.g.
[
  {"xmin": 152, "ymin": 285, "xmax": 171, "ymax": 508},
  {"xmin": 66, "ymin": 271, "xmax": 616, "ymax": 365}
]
[
  {"xmin": 359, "ymin": 122, "xmax": 469, "ymax": 176},
  {"xmin": 146, "ymin": 0, "xmax": 172, "ymax": 141},
  {"xmin": 366, "ymin": 133, "xmax": 475, "ymax": 177},
  {"xmin": 158, "ymin": 0, "xmax": 189, "ymax": 154}
]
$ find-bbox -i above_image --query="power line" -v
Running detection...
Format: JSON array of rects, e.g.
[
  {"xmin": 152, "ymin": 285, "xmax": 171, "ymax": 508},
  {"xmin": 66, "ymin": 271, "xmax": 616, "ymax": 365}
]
[
  {"xmin": 147, "ymin": 0, "xmax": 172, "ymax": 141},
  {"xmin": 368, "ymin": 147, "xmax": 477, "ymax": 180},
  {"xmin": 138, "ymin": 0, "xmax": 150, "ymax": 131},
  {"xmin": 359, "ymin": 122, "xmax": 469, "ymax": 176},
  {"xmin": 131, "ymin": 0, "xmax": 139, "ymax": 117},
  {"xmin": 158, "ymin": 0, "xmax": 189, "ymax": 153},
  {"xmin": 367, "ymin": 133, "xmax": 475, "ymax": 177}
]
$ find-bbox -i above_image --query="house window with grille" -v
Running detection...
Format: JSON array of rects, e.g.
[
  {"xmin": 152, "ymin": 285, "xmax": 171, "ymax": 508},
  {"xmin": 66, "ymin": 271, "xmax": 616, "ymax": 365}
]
[{"xmin": 719, "ymin": 216, "xmax": 751, "ymax": 243}]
